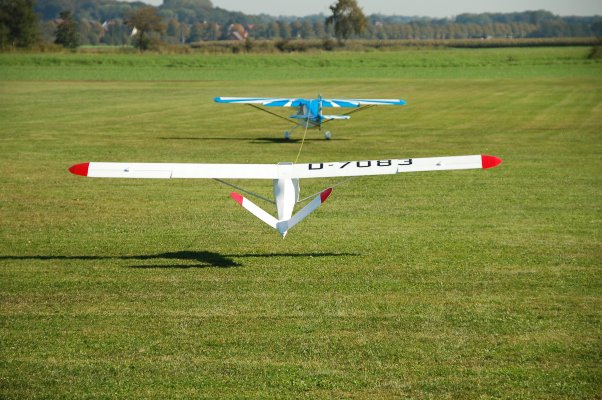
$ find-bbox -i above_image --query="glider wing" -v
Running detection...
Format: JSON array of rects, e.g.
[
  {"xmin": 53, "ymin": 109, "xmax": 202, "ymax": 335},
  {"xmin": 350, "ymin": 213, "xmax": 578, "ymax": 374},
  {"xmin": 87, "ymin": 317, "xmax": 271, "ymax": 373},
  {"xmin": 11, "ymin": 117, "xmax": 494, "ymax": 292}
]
[
  {"xmin": 69, "ymin": 155, "xmax": 501, "ymax": 180},
  {"xmin": 69, "ymin": 162, "xmax": 279, "ymax": 179},
  {"xmin": 291, "ymin": 155, "xmax": 501, "ymax": 178}
]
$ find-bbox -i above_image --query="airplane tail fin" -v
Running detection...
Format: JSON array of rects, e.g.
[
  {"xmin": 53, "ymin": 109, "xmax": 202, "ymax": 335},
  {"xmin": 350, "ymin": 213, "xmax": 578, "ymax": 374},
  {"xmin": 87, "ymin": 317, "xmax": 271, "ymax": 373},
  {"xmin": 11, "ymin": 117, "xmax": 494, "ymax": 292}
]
[
  {"xmin": 284, "ymin": 188, "xmax": 333, "ymax": 233},
  {"xmin": 230, "ymin": 192, "xmax": 278, "ymax": 229},
  {"xmin": 230, "ymin": 188, "xmax": 333, "ymax": 237}
]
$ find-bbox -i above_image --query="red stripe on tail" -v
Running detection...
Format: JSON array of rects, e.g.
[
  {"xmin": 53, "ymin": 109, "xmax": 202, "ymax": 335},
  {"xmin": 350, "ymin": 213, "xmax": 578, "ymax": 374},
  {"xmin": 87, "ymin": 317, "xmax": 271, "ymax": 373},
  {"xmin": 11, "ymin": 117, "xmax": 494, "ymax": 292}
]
[
  {"xmin": 230, "ymin": 192, "xmax": 244, "ymax": 205},
  {"xmin": 320, "ymin": 188, "xmax": 333, "ymax": 203}
]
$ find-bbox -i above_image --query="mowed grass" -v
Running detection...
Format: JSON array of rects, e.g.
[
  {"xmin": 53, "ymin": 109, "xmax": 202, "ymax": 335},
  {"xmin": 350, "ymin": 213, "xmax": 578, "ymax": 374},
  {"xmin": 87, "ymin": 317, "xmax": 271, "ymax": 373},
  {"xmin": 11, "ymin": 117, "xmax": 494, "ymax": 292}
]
[{"xmin": 0, "ymin": 48, "xmax": 601, "ymax": 398}]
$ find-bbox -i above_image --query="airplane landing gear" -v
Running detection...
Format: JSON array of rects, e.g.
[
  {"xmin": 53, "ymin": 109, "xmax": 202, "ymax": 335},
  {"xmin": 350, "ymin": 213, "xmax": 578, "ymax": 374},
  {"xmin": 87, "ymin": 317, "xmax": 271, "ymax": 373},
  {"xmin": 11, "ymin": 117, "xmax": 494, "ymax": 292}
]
[
  {"xmin": 284, "ymin": 131, "xmax": 290, "ymax": 140},
  {"xmin": 324, "ymin": 131, "xmax": 332, "ymax": 140}
]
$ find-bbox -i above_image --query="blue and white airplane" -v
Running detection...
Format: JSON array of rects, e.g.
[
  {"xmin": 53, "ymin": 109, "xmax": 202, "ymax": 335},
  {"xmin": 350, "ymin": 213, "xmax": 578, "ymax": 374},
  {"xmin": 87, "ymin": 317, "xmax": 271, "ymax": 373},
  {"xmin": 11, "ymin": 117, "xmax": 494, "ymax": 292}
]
[{"xmin": 214, "ymin": 96, "xmax": 406, "ymax": 140}]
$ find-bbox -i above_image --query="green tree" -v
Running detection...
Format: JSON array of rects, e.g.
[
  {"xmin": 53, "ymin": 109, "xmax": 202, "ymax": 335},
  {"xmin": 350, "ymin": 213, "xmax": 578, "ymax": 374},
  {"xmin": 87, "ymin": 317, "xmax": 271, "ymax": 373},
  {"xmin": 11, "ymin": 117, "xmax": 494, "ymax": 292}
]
[
  {"xmin": 163, "ymin": 0, "xmax": 212, "ymax": 9},
  {"xmin": 165, "ymin": 18, "xmax": 186, "ymax": 43},
  {"xmin": 313, "ymin": 21, "xmax": 326, "ymax": 38},
  {"xmin": 591, "ymin": 18, "xmax": 602, "ymax": 40},
  {"xmin": 290, "ymin": 20, "xmax": 302, "ymax": 38},
  {"xmin": 126, "ymin": 6, "xmax": 166, "ymax": 50},
  {"xmin": 54, "ymin": 10, "xmax": 78, "ymax": 49},
  {"xmin": 325, "ymin": 0, "xmax": 367, "ymax": 42},
  {"xmin": 0, "ymin": 0, "xmax": 39, "ymax": 48},
  {"xmin": 190, "ymin": 22, "xmax": 220, "ymax": 42},
  {"xmin": 278, "ymin": 20, "xmax": 291, "ymax": 39},
  {"xmin": 268, "ymin": 21, "xmax": 280, "ymax": 39},
  {"xmin": 300, "ymin": 21, "xmax": 315, "ymax": 39}
]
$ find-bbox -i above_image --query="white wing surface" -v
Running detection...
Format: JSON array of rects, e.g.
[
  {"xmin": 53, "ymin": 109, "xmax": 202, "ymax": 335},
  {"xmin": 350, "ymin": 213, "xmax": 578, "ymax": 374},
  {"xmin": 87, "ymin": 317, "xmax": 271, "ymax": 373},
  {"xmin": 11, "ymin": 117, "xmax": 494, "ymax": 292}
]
[
  {"xmin": 69, "ymin": 162, "xmax": 279, "ymax": 179},
  {"xmin": 292, "ymin": 155, "xmax": 501, "ymax": 178},
  {"xmin": 69, "ymin": 156, "xmax": 501, "ymax": 180}
]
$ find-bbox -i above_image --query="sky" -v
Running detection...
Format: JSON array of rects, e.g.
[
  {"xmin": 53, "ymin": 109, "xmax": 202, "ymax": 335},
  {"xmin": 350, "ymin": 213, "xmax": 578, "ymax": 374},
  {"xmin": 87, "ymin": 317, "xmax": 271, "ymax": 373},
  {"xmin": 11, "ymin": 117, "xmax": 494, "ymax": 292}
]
[{"xmin": 133, "ymin": 0, "xmax": 602, "ymax": 17}]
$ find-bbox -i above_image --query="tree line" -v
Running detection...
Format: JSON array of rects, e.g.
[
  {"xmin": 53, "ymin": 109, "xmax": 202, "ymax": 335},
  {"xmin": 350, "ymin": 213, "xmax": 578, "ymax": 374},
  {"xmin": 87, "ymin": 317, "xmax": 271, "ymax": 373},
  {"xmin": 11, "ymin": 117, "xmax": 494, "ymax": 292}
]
[{"xmin": 2, "ymin": 0, "xmax": 601, "ymax": 50}]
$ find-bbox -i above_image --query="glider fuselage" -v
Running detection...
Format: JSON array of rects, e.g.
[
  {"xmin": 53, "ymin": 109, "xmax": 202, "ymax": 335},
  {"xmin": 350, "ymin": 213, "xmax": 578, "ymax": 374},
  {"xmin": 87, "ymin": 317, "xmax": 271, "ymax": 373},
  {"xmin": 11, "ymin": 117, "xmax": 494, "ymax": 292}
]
[{"xmin": 273, "ymin": 162, "xmax": 300, "ymax": 221}]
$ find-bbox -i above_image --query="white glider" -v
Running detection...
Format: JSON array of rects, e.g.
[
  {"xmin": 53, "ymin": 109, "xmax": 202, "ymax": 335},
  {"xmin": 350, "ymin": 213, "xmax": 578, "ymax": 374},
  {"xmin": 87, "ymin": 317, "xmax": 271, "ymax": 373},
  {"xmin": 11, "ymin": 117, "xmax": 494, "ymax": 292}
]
[{"xmin": 69, "ymin": 154, "xmax": 502, "ymax": 237}]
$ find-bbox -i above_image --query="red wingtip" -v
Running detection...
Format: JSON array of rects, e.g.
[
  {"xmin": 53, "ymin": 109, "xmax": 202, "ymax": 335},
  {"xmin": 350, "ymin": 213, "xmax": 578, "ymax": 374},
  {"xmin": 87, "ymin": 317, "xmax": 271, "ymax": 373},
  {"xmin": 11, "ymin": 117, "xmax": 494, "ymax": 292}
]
[
  {"xmin": 320, "ymin": 187, "xmax": 333, "ymax": 203},
  {"xmin": 69, "ymin": 162, "xmax": 89, "ymax": 176},
  {"xmin": 230, "ymin": 192, "xmax": 244, "ymax": 205},
  {"xmin": 481, "ymin": 155, "xmax": 502, "ymax": 169}
]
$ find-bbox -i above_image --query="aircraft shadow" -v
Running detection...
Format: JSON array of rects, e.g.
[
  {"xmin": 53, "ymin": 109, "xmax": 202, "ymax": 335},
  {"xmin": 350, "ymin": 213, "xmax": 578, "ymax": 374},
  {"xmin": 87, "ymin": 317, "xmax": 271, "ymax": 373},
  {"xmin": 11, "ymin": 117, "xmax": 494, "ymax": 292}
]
[
  {"xmin": 159, "ymin": 137, "xmax": 244, "ymax": 141},
  {"xmin": 0, "ymin": 251, "xmax": 360, "ymax": 269},
  {"xmin": 159, "ymin": 136, "xmax": 349, "ymax": 144},
  {"xmin": 251, "ymin": 137, "xmax": 350, "ymax": 144}
]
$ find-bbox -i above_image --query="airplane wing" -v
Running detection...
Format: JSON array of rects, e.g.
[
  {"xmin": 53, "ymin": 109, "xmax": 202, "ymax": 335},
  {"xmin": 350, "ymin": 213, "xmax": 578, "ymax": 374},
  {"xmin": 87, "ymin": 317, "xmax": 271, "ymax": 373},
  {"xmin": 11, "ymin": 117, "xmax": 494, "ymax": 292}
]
[
  {"xmin": 214, "ymin": 97, "xmax": 405, "ymax": 108},
  {"xmin": 69, "ymin": 155, "xmax": 501, "ymax": 180},
  {"xmin": 214, "ymin": 97, "xmax": 307, "ymax": 107},
  {"xmin": 320, "ymin": 98, "xmax": 406, "ymax": 108},
  {"xmin": 69, "ymin": 162, "xmax": 279, "ymax": 179},
  {"xmin": 291, "ymin": 155, "xmax": 501, "ymax": 178}
]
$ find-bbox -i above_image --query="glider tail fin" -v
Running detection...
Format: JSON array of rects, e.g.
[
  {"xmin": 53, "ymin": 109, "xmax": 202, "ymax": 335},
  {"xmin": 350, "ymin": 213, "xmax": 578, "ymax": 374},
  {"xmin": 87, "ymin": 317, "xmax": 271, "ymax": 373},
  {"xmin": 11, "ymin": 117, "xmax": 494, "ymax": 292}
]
[
  {"xmin": 230, "ymin": 188, "xmax": 333, "ymax": 238},
  {"xmin": 230, "ymin": 192, "xmax": 278, "ymax": 229},
  {"xmin": 285, "ymin": 188, "xmax": 333, "ymax": 232}
]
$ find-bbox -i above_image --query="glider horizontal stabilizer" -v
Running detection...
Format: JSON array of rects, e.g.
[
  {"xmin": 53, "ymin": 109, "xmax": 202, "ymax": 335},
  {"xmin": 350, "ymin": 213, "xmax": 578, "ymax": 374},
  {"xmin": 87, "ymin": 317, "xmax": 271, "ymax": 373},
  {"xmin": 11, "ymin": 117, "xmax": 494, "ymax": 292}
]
[
  {"xmin": 230, "ymin": 192, "xmax": 278, "ymax": 229},
  {"xmin": 230, "ymin": 188, "xmax": 332, "ymax": 237},
  {"xmin": 285, "ymin": 188, "xmax": 332, "ymax": 232}
]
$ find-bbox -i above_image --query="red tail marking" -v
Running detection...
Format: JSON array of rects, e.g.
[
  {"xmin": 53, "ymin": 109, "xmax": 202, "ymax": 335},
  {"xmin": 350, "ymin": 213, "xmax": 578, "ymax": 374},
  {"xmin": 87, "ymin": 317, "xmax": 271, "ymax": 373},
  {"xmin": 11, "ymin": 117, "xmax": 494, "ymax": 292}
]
[
  {"xmin": 69, "ymin": 162, "xmax": 89, "ymax": 176},
  {"xmin": 230, "ymin": 192, "xmax": 244, "ymax": 205},
  {"xmin": 320, "ymin": 187, "xmax": 333, "ymax": 203},
  {"xmin": 481, "ymin": 155, "xmax": 502, "ymax": 169}
]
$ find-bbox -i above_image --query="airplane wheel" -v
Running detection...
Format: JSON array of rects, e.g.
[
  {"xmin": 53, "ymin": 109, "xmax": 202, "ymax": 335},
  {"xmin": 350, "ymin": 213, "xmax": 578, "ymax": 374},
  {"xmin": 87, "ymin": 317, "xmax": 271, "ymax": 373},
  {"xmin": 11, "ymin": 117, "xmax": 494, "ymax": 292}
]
[
  {"xmin": 284, "ymin": 131, "xmax": 290, "ymax": 140},
  {"xmin": 324, "ymin": 131, "xmax": 332, "ymax": 140}
]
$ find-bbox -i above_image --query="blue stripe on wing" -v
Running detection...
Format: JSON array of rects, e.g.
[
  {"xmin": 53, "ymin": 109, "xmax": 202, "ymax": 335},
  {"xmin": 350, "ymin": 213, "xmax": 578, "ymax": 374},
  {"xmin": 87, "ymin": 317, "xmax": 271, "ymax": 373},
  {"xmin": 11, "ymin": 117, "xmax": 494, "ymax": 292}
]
[
  {"xmin": 321, "ymin": 99, "xmax": 406, "ymax": 107},
  {"xmin": 215, "ymin": 97, "xmax": 406, "ymax": 107},
  {"xmin": 321, "ymin": 99, "xmax": 355, "ymax": 107},
  {"xmin": 214, "ymin": 97, "xmax": 309, "ymax": 107},
  {"xmin": 263, "ymin": 99, "xmax": 307, "ymax": 107}
]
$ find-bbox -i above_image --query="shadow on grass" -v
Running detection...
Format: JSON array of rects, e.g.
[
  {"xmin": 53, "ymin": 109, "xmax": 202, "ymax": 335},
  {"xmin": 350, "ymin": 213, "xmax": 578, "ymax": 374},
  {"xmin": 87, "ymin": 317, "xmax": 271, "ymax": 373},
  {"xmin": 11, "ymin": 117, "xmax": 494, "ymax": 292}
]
[
  {"xmin": 159, "ymin": 136, "xmax": 349, "ymax": 144},
  {"xmin": 159, "ymin": 137, "xmax": 245, "ymax": 141},
  {"xmin": 252, "ymin": 137, "xmax": 349, "ymax": 144},
  {"xmin": 0, "ymin": 251, "xmax": 360, "ymax": 269}
]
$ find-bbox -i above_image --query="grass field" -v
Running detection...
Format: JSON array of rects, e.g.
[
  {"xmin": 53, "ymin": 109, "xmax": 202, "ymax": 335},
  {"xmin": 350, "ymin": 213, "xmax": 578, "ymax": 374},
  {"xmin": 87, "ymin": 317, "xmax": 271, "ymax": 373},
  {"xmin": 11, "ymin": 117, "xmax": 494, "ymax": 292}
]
[
  {"xmin": 1, "ymin": 46, "xmax": 600, "ymax": 80},
  {"xmin": 1, "ymin": 47, "xmax": 601, "ymax": 398}
]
